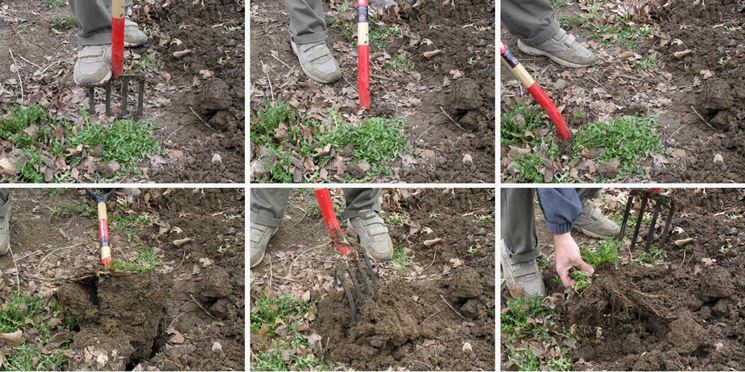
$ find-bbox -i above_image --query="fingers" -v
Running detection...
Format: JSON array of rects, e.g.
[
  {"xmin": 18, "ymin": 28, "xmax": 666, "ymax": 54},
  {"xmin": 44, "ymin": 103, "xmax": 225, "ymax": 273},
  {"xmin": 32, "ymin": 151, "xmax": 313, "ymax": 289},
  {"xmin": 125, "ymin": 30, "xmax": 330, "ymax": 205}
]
[
  {"xmin": 576, "ymin": 259, "xmax": 595, "ymax": 276},
  {"xmin": 558, "ymin": 268, "xmax": 574, "ymax": 288}
]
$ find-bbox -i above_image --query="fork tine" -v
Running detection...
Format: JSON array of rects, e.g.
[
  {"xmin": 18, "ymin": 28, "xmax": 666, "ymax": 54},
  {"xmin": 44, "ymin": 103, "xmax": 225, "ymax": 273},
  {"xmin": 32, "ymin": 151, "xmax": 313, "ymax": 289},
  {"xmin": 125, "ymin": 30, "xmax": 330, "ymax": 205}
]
[
  {"xmin": 630, "ymin": 192, "xmax": 649, "ymax": 251},
  {"xmin": 88, "ymin": 87, "xmax": 96, "ymax": 113},
  {"xmin": 661, "ymin": 200, "xmax": 675, "ymax": 244},
  {"xmin": 137, "ymin": 78, "xmax": 145, "ymax": 116},
  {"xmin": 121, "ymin": 76, "xmax": 129, "ymax": 114},
  {"xmin": 105, "ymin": 82, "xmax": 112, "ymax": 116},
  {"xmin": 618, "ymin": 194, "xmax": 634, "ymax": 241},
  {"xmin": 337, "ymin": 264, "xmax": 357, "ymax": 322},
  {"xmin": 644, "ymin": 198, "xmax": 663, "ymax": 253},
  {"xmin": 346, "ymin": 266, "xmax": 365, "ymax": 305}
]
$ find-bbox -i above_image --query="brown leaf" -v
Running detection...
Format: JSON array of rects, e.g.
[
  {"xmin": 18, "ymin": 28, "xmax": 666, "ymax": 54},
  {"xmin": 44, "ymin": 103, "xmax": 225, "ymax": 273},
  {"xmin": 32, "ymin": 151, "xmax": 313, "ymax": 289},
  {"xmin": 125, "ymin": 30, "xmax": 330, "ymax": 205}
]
[
  {"xmin": 0, "ymin": 330, "xmax": 23, "ymax": 345},
  {"xmin": 0, "ymin": 157, "xmax": 16, "ymax": 176}
]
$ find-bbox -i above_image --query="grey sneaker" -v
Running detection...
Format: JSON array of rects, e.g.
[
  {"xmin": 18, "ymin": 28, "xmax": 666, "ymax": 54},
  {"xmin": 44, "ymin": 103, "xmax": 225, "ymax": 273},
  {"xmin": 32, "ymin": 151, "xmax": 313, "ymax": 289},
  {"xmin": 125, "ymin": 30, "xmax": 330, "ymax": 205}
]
[
  {"xmin": 500, "ymin": 240, "xmax": 545, "ymax": 298},
  {"xmin": 348, "ymin": 210, "xmax": 393, "ymax": 261},
  {"xmin": 573, "ymin": 200, "xmax": 620, "ymax": 239},
  {"xmin": 250, "ymin": 220, "xmax": 279, "ymax": 268},
  {"xmin": 125, "ymin": 18, "xmax": 148, "ymax": 47},
  {"xmin": 74, "ymin": 45, "xmax": 112, "ymax": 86},
  {"xmin": 290, "ymin": 40, "xmax": 341, "ymax": 84},
  {"xmin": 518, "ymin": 28, "xmax": 597, "ymax": 68},
  {"xmin": 0, "ymin": 195, "xmax": 10, "ymax": 256}
]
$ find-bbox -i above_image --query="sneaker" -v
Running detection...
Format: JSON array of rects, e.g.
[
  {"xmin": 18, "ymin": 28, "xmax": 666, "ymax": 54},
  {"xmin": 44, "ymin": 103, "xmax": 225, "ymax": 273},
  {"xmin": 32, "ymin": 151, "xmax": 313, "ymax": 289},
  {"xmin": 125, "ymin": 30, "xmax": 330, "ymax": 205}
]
[
  {"xmin": 573, "ymin": 200, "xmax": 620, "ymax": 239},
  {"xmin": 348, "ymin": 210, "xmax": 393, "ymax": 260},
  {"xmin": 0, "ymin": 195, "xmax": 10, "ymax": 256},
  {"xmin": 250, "ymin": 220, "xmax": 279, "ymax": 268},
  {"xmin": 73, "ymin": 45, "xmax": 112, "ymax": 86},
  {"xmin": 500, "ymin": 240, "xmax": 545, "ymax": 297},
  {"xmin": 290, "ymin": 39, "xmax": 341, "ymax": 83},
  {"xmin": 124, "ymin": 18, "xmax": 148, "ymax": 47},
  {"xmin": 517, "ymin": 28, "xmax": 597, "ymax": 68}
]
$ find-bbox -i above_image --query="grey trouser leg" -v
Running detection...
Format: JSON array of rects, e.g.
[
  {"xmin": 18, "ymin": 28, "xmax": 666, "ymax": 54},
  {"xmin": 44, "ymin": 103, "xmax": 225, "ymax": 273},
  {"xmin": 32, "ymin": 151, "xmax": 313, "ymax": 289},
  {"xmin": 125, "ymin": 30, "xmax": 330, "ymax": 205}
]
[
  {"xmin": 70, "ymin": 0, "xmax": 134, "ymax": 46},
  {"xmin": 0, "ymin": 190, "xmax": 9, "ymax": 219},
  {"xmin": 250, "ymin": 188, "xmax": 382, "ymax": 226},
  {"xmin": 283, "ymin": 0, "xmax": 327, "ymax": 45},
  {"xmin": 341, "ymin": 189, "xmax": 382, "ymax": 220},
  {"xmin": 501, "ymin": 0, "xmax": 560, "ymax": 45},
  {"xmin": 250, "ymin": 189, "xmax": 291, "ymax": 228},
  {"xmin": 576, "ymin": 188, "xmax": 600, "ymax": 202},
  {"xmin": 501, "ymin": 189, "xmax": 540, "ymax": 264}
]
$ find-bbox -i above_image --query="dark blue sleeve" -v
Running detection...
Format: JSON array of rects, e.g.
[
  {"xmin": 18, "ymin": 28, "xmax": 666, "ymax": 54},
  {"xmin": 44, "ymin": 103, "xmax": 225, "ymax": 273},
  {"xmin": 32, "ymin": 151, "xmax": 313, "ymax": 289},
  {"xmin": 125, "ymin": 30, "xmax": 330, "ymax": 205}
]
[{"xmin": 536, "ymin": 188, "xmax": 582, "ymax": 234}]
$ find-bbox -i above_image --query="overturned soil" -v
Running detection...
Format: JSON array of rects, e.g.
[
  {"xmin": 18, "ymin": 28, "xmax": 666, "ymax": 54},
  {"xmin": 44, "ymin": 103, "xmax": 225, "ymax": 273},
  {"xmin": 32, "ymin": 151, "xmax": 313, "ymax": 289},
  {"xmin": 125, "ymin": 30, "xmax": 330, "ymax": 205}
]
[
  {"xmin": 250, "ymin": 188, "xmax": 496, "ymax": 370},
  {"xmin": 250, "ymin": 0, "xmax": 495, "ymax": 183},
  {"xmin": 502, "ymin": 188, "xmax": 745, "ymax": 370},
  {"xmin": 0, "ymin": 188, "xmax": 245, "ymax": 370}
]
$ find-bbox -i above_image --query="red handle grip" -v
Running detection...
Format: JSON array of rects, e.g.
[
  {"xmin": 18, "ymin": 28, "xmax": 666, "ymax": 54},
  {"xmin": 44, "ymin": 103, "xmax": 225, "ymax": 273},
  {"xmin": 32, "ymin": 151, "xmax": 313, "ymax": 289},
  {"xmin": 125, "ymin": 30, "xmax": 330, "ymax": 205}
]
[{"xmin": 315, "ymin": 189, "xmax": 351, "ymax": 256}]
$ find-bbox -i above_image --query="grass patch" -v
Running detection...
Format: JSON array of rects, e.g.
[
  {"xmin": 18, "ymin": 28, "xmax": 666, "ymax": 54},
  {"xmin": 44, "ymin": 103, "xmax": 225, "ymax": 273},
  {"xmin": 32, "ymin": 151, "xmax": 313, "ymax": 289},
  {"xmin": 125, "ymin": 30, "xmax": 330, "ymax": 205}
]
[
  {"xmin": 52, "ymin": 202, "xmax": 88, "ymax": 218},
  {"xmin": 250, "ymin": 292, "xmax": 325, "ymax": 371},
  {"xmin": 135, "ymin": 53, "xmax": 157, "ymax": 71},
  {"xmin": 392, "ymin": 247, "xmax": 409, "ymax": 271},
  {"xmin": 0, "ymin": 290, "xmax": 74, "ymax": 371},
  {"xmin": 42, "ymin": 0, "xmax": 66, "ymax": 7},
  {"xmin": 108, "ymin": 245, "xmax": 158, "ymax": 273},
  {"xmin": 383, "ymin": 53, "xmax": 410, "ymax": 71},
  {"xmin": 0, "ymin": 105, "xmax": 160, "ymax": 182},
  {"xmin": 503, "ymin": 101, "xmax": 664, "ymax": 182},
  {"xmin": 502, "ymin": 296, "xmax": 574, "ymax": 371},
  {"xmin": 639, "ymin": 244, "xmax": 663, "ymax": 264},
  {"xmin": 580, "ymin": 239, "xmax": 620, "ymax": 268},
  {"xmin": 111, "ymin": 212, "xmax": 152, "ymax": 242},
  {"xmin": 49, "ymin": 15, "xmax": 76, "ymax": 33},
  {"xmin": 636, "ymin": 53, "xmax": 659, "ymax": 71},
  {"xmin": 558, "ymin": 3, "xmax": 653, "ymax": 50},
  {"xmin": 252, "ymin": 100, "xmax": 411, "ymax": 183}
]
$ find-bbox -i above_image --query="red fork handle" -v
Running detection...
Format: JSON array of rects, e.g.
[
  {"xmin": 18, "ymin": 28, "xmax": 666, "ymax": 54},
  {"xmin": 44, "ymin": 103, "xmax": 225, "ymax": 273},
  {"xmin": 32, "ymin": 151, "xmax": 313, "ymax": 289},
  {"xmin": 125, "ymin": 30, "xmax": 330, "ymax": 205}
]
[
  {"xmin": 500, "ymin": 42, "xmax": 570, "ymax": 140},
  {"xmin": 357, "ymin": 0, "xmax": 370, "ymax": 109},
  {"xmin": 97, "ymin": 201, "xmax": 112, "ymax": 268},
  {"xmin": 315, "ymin": 189, "xmax": 351, "ymax": 256},
  {"xmin": 111, "ymin": 0, "xmax": 125, "ymax": 77}
]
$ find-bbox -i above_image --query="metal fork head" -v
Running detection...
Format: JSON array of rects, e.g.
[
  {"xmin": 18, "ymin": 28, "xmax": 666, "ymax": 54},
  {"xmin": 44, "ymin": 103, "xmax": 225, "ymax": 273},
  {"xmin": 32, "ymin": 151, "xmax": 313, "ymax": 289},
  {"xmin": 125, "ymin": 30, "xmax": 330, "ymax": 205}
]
[
  {"xmin": 87, "ymin": 74, "xmax": 146, "ymax": 118},
  {"xmin": 335, "ymin": 246, "xmax": 378, "ymax": 323},
  {"xmin": 617, "ymin": 189, "xmax": 675, "ymax": 252}
]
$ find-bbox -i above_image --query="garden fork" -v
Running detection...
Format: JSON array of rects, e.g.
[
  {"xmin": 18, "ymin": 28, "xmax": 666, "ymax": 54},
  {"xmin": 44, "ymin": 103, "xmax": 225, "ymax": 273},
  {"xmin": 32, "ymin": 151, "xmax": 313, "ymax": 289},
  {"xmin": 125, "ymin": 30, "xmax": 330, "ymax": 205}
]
[
  {"xmin": 616, "ymin": 188, "xmax": 675, "ymax": 252},
  {"xmin": 315, "ymin": 188, "xmax": 378, "ymax": 322},
  {"xmin": 87, "ymin": 0, "xmax": 146, "ymax": 117}
]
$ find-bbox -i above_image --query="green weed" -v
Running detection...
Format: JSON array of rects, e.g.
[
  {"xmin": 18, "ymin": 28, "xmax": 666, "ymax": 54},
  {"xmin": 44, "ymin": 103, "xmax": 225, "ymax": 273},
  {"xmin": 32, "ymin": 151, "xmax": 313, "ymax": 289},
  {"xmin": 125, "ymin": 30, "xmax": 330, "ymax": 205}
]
[
  {"xmin": 636, "ymin": 53, "xmax": 658, "ymax": 71},
  {"xmin": 570, "ymin": 269, "xmax": 591, "ymax": 293},
  {"xmin": 111, "ymin": 212, "xmax": 152, "ymax": 242},
  {"xmin": 49, "ymin": 15, "xmax": 76, "ymax": 32},
  {"xmin": 549, "ymin": 0, "xmax": 567, "ymax": 7},
  {"xmin": 580, "ymin": 239, "xmax": 620, "ymax": 267},
  {"xmin": 42, "ymin": 0, "xmax": 66, "ymax": 7},
  {"xmin": 52, "ymin": 202, "xmax": 88, "ymax": 218},
  {"xmin": 69, "ymin": 119, "xmax": 161, "ymax": 174},
  {"xmin": 252, "ymin": 100, "xmax": 411, "ymax": 183},
  {"xmin": 384, "ymin": 213, "xmax": 403, "ymax": 225},
  {"xmin": 136, "ymin": 53, "xmax": 157, "ymax": 71},
  {"xmin": 109, "ymin": 245, "xmax": 158, "ymax": 273},
  {"xmin": 384, "ymin": 53, "xmax": 409, "ymax": 70},
  {"xmin": 392, "ymin": 247, "xmax": 409, "ymax": 271},
  {"xmin": 639, "ymin": 245, "xmax": 663, "ymax": 264}
]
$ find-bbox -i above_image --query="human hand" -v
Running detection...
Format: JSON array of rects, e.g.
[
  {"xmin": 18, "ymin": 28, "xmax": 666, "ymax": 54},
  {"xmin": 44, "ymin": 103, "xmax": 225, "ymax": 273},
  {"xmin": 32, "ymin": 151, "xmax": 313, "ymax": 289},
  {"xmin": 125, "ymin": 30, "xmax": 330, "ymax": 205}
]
[{"xmin": 553, "ymin": 233, "xmax": 594, "ymax": 288}]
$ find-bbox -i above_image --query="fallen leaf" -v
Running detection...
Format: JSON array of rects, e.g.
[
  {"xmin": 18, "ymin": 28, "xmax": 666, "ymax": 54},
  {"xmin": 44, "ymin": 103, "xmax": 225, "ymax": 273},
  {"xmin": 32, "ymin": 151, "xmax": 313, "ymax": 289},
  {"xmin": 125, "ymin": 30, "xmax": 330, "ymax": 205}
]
[
  {"xmin": 423, "ymin": 238, "xmax": 442, "ymax": 247},
  {"xmin": 212, "ymin": 341, "xmax": 223, "ymax": 352},
  {"xmin": 0, "ymin": 330, "xmax": 22, "ymax": 345},
  {"xmin": 462, "ymin": 341, "xmax": 473, "ymax": 353},
  {"xmin": 173, "ymin": 49, "xmax": 192, "ymax": 58},
  {"xmin": 674, "ymin": 238, "xmax": 694, "ymax": 247},
  {"xmin": 422, "ymin": 49, "xmax": 442, "ymax": 58}
]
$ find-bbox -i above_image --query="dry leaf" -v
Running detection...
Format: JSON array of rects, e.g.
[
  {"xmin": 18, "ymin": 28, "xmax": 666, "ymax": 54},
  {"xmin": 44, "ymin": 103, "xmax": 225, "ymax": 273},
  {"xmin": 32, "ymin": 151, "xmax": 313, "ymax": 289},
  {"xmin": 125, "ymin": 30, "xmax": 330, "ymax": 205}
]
[
  {"xmin": 674, "ymin": 238, "xmax": 694, "ymax": 247},
  {"xmin": 173, "ymin": 49, "xmax": 192, "ymax": 58},
  {"xmin": 173, "ymin": 237, "xmax": 192, "ymax": 247},
  {"xmin": 423, "ymin": 238, "xmax": 442, "ymax": 247},
  {"xmin": 0, "ymin": 330, "xmax": 22, "ymax": 345},
  {"xmin": 422, "ymin": 49, "xmax": 442, "ymax": 58}
]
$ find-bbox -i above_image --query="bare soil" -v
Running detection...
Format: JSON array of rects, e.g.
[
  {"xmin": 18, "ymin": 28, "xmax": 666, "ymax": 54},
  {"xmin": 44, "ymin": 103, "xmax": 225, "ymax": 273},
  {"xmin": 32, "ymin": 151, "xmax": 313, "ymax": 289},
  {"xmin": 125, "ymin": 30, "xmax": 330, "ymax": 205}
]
[
  {"xmin": 250, "ymin": 0, "xmax": 495, "ymax": 183},
  {"xmin": 250, "ymin": 188, "xmax": 496, "ymax": 370},
  {"xmin": 0, "ymin": 188, "xmax": 245, "ymax": 370}
]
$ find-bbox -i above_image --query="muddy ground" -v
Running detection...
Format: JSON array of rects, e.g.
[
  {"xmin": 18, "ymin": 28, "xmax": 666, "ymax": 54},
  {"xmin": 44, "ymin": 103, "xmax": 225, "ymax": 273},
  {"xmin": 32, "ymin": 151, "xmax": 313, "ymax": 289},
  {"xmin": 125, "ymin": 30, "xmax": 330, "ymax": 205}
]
[
  {"xmin": 0, "ymin": 188, "xmax": 245, "ymax": 370},
  {"xmin": 501, "ymin": 188, "xmax": 745, "ymax": 370},
  {"xmin": 250, "ymin": 0, "xmax": 495, "ymax": 183},
  {"xmin": 0, "ymin": 1, "xmax": 244, "ymax": 183},
  {"xmin": 501, "ymin": 0, "xmax": 745, "ymax": 183},
  {"xmin": 250, "ymin": 189, "xmax": 496, "ymax": 370}
]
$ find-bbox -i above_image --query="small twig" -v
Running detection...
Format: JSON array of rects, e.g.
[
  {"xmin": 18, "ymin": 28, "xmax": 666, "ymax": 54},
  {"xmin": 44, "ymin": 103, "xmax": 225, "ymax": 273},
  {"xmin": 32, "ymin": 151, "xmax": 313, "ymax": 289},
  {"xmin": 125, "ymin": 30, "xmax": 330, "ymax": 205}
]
[
  {"xmin": 7, "ymin": 245, "xmax": 21, "ymax": 291},
  {"xmin": 13, "ymin": 251, "xmax": 42, "ymax": 263},
  {"xmin": 268, "ymin": 257, "xmax": 273, "ymax": 289},
  {"xmin": 678, "ymin": 248, "xmax": 687, "ymax": 268},
  {"xmin": 419, "ymin": 309, "xmax": 443, "ymax": 326},
  {"xmin": 262, "ymin": 61, "xmax": 275, "ymax": 101},
  {"xmin": 188, "ymin": 106, "xmax": 217, "ymax": 131},
  {"xmin": 165, "ymin": 124, "xmax": 190, "ymax": 143},
  {"xmin": 189, "ymin": 294, "xmax": 216, "ymax": 320},
  {"xmin": 416, "ymin": 122, "xmax": 445, "ymax": 142},
  {"xmin": 690, "ymin": 105, "xmax": 716, "ymax": 131},
  {"xmin": 270, "ymin": 53, "xmax": 294, "ymax": 71},
  {"xmin": 439, "ymin": 106, "xmax": 466, "ymax": 131},
  {"xmin": 439, "ymin": 294, "xmax": 467, "ymax": 320},
  {"xmin": 18, "ymin": 55, "xmax": 39, "ymax": 69},
  {"xmin": 667, "ymin": 123, "xmax": 689, "ymax": 141},
  {"xmin": 283, "ymin": 247, "xmax": 319, "ymax": 281},
  {"xmin": 423, "ymin": 247, "xmax": 437, "ymax": 271},
  {"xmin": 37, "ymin": 245, "xmax": 79, "ymax": 269},
  {"xmin": 8, "ymin": 49, "xmax": 24, "ymax": 103}
]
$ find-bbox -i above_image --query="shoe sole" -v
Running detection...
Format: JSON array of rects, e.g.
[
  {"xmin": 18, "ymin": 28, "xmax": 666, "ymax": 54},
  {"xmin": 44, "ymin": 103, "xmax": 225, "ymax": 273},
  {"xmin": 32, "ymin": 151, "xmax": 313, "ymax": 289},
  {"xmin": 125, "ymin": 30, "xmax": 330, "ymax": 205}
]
[
  {"xmin": 289, "ymin": 41, "xmax": 339, "ymax": 84},
  {"xmin": 517, "ymin": 42, "xmax": 591, "ymax": 69},
  {"xmin": 250, "ymin": 249, "xmax": 266, "ymax": 269},
  {"xmin": 75, "ymin": 70, "xmax": 113, "ymax": 87},
  {"xmin": 575, "ymin": 226, "xmax": 618, "ymax": 240}
]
